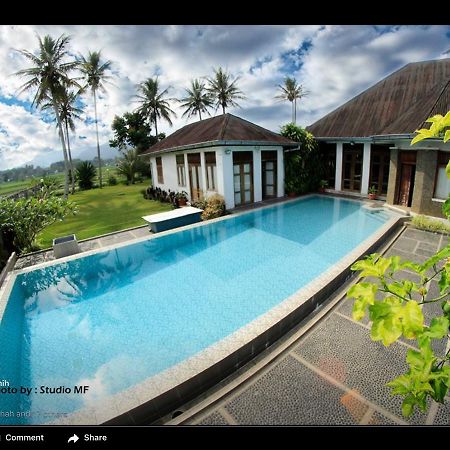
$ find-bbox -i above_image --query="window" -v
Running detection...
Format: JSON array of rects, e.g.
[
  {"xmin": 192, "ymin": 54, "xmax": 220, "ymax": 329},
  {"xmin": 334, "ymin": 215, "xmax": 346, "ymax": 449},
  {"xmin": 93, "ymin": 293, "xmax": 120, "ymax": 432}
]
[
  {"xmin": 434, "ymin": 152, "xmax": 450, "ymax": 200},
  {"xmin": 156, "ymin": 156, "xmax": 164, "ymax": 184},
  {"xmin": 205, "ymin": 152, "xmax": 217, "ymax": 191},
  {"xmin": 176, "ymin": 154, "xmax": 186, "ymax": 186}
]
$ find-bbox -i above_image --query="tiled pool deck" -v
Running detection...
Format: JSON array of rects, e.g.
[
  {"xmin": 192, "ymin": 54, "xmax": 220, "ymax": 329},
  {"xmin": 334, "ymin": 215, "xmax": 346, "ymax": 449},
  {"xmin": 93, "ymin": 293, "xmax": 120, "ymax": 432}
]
[{"xmin": 168, "ymin": 227, "xmax": 450, "ymax": 426}]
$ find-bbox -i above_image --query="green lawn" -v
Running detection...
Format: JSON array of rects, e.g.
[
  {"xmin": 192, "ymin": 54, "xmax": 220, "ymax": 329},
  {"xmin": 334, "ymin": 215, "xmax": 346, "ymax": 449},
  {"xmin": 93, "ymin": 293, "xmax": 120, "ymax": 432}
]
[
  {"xmin": 0, "ymin": 179, "xmax": 33, "ymax": 195},
  {"xmin": 37, "ymin": 183, "xmax": 173, "ymax": 249}
]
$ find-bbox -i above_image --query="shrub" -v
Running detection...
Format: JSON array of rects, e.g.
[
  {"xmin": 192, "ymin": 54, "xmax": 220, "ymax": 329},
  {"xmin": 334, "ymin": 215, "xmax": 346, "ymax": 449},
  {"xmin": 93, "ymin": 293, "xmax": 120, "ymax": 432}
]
[
  {"xmin": 76, "ymin": 161, "xmax": 96, "ymax": 190},
  {"xmin": 0, "ymin": 196, "xmax": 77, "ymax": 253},
  {"xmin": 116, "ymin": 149, "xmax": 139, "ymax": 184},
  {"xmin": 108, "ymin": 175, "xmax": 118, "ymax": 186},
  {"xmin": 411, "ymin": 214, "xmax": 450, "ymax": 234},
  {"xmin": 201, "ymin": 194, "xmax": 226, "ymax": 220}
]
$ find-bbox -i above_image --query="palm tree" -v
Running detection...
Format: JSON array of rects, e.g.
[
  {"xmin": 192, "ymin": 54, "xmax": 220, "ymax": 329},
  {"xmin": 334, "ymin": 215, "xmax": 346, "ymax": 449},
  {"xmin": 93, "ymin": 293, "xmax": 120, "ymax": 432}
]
[
  {"xmin": 78, "ymin": 51, "xmax": 112, "ymax": 189},
  {"xmin": 42, "ymin": 90, "xmax": 84, "ymax": 194},
  {"xmin": 275, "ymin": 77, "xmax": 308, "ymax": 124},
  {"xmin": 14, "ymin": 34, "xmax": 79, "ymax": 198},
  {"xmin": 135, "ymin": 77, "xmax": 177, "ymax": 140},
  {"xmin": 179, "ymin": 79, "xmax": 213, "ymax": 121},
  {"xmin": 206, "ymin": 67, "xmax": 245, "ymax": 115}
]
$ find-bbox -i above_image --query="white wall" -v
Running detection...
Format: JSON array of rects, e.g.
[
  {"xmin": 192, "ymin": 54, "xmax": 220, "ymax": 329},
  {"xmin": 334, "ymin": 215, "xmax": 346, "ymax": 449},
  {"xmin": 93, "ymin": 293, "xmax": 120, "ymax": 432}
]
[{"xmin": 150, "ymin": 144, "xmax": 285, "ymax": 210}]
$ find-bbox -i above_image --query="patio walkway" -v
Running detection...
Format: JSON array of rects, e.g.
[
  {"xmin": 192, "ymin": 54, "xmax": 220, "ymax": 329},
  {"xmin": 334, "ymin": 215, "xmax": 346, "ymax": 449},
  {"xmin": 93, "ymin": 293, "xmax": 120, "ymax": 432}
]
[
  {"xmin": 14, "ymin": 226, "xmax": 151, "ymax": 270},
  {"xmin": 176, "ymin": 227, "xmax": 450, "ymax": 425}
]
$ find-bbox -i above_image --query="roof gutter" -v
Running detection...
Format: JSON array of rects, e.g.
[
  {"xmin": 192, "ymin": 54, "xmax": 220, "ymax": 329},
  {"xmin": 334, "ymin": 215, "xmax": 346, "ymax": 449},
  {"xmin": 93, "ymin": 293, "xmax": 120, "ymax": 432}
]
[
  {"xmin": 315, "ymin": 134, "xmax": 414, "ymax": 142},
  {"xmin": 140, "ymin": 139, "xmax": 298, "ymax": 156}
]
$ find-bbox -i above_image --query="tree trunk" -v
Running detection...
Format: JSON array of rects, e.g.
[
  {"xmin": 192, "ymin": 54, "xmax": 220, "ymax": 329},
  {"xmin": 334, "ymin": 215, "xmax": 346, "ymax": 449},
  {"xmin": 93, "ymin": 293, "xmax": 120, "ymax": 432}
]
[
  {"xmin": 154, "ymin": 110, "xmax": 158, "ymax": 141},
  {"xmin": 291, "ymin": 100, "xmax": 295, "ymax": 124},
  {"xmin": 65, "ymin": 120, "xmax": 75, "ymax": 194},
  {"xmin": 53, "ymin": 101, "xmax": 70, "ymax": 198},
  {"xmin": 199, "ymin": 110, "xmax": 202, "ymax": 121},
  {"xmin": 294, "ymin": 98, "xmax": 297, "ymax": 125},
  {"xmin": 93, "ymin": 90, "xmax": 102, "ymax": 188},
  {"xmin": 222, "ymin": 103, "xmax": 226, "ymax": 115}
]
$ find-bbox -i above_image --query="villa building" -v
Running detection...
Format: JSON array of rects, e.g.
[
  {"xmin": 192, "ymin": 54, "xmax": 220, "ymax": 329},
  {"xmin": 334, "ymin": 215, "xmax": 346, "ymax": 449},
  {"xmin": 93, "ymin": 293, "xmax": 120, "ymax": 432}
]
[
  {"xmin": 142, "ymin": 114, "xmax": 297, "ymax": 209},
  {"xmin": 307, "ymin": 58, "xmax": 450, "ymax": 218}
]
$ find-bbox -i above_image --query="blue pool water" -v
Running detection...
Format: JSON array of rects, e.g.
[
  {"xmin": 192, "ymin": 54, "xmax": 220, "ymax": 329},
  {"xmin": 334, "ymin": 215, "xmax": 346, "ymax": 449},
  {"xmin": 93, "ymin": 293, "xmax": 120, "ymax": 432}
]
[{"xmin": 0, "ymin": 196, "xmax": 393, "ymax": 424}]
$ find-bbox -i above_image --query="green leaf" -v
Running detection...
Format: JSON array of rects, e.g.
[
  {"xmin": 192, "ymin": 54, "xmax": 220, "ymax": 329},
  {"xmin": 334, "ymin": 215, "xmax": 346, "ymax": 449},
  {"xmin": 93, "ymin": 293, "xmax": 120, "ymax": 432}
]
[
  {"xmin": 401, "ymin": 395, "xmax": 416, "ymax": 417},
  {"xmin": 443, "ymin": 198, "xmax": 450, "ymax": 219},
  {"xmin": 447, "ymin": 160, "xmax": 450, "ymax": 179},
  {"xmin": 389, "ymin": 255, "xmax": 402, "ymax": 273},
  {"xmin": 387, "ymin": 374, "xmax": 411, "ymax": 395},
  {"xmin": 406, "ymin": 349, "xmax": 424, "ymax": 370},
  {"xmin": 444, "ymin": 129, "xmax": 450, "ymax": 143},
  {"xmin": 421, "ymin": 245, "xmax": 450, "ymax": 272},
  {"xmin": 430, "ymin": 377, "xmax": 449, "ymax": 403},
  {"xmin": 351, "ymin": 254, "xmax": 381, "ymax": 277},
  {"xmin": 401, "ymin": 301, "xmax": 424, "ymax": 339},
  {"xmin": 348, "ymin": 282, "xmax": 378, "ymax": 321},
  {"xmin": 426, "ymin": 316, "xmax": 449, "ymax": 339}
]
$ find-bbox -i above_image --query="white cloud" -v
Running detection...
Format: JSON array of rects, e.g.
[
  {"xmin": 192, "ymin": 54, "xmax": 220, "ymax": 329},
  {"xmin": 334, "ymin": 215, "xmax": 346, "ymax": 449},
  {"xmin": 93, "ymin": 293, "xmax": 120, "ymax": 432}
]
[{"xmin": 0, "ymin": 24, "xmax": 449, "ymax": 169}]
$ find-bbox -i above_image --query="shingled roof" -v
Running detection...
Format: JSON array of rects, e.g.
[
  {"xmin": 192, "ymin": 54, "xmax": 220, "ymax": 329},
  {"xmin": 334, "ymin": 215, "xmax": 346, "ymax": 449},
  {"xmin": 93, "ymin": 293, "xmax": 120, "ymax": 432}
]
[
  {"xmin": 142, "ymin": 113, "xmax": 296, "ymax": 155},
  {"xmin": 307, "ymin": 58, "xmax": 450, "ymax": 138}
]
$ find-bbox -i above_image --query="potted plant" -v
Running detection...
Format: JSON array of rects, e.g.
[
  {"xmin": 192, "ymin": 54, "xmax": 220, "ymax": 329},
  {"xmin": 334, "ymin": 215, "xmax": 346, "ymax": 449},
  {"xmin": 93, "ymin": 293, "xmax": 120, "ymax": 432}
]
[
  {"xmin": 285, "ymin": 180, "xmax": 297, "ymax": 197},
  {"xmin": 368, "ymin": 185, "xmax": 378, "ymax": 200},
  {"xmin": 176, "ymin": 191, "xmax": 188, "ymax": 206},
  {"xmin": 319, "ymin": 179, "xmax": 328, "ymax": 193}
]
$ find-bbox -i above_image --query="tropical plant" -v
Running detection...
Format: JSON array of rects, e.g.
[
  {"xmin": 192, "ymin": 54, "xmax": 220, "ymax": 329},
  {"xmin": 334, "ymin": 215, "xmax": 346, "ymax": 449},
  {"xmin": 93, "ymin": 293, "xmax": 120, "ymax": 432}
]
[
  {"xmin": 109, "ymin": 111, "xmax": 157, "ymax": 153},
  {"xmin": 206, "ymin": 67, "xmax": 245, "ymax": 115},
  {"xmin": 275, "ymin": 77, "xmax": 308, "ymax": 125},
  {"xmin": 280, "ymin": 123, "xmax": 323, "ymax": 194},
  {"xmin": 411, "ymin": 215, "xmax": 450, "ymax": 234},
  {"xmin": 76, "ymin": 161, "xmax": 97, "ymax": 190},
  {"xmin": 368, "ymin": 185, "xmax": 377, "ymax": 194},
  {"xmin": 347, "ymin": 111, "xmax": 450, "ymax": 417},
  {"xmin": 116, "ymin": 148, "xmax": 140, "ymax": 184},
  {"xmin": 14, "ymin": 34, "xmax": 80, "ymax": 198},
  {"xmin": 201, "ymin": 194, "xmax": 226, "ymax": 220},
  {"xmin": 0, "ymin": 195, "xmax": 77, "ymax": 254},
  {"xmin": 179, "ymin": 79, "xmax": 213, "ymax": 121},
  {"xmin": 135, "ymin": 77, "xmax": 176, "ymax": 140},
  {"xmin": 78, "ymin": 51, "xmax": 112, "ymax": 189},
  {"xmin": 42, "ymin": 90, "xmax": 84, "ymax": 194},
  {"xmin": 107, "ymin": 175, "xmax": 118, "ymax": 186}
]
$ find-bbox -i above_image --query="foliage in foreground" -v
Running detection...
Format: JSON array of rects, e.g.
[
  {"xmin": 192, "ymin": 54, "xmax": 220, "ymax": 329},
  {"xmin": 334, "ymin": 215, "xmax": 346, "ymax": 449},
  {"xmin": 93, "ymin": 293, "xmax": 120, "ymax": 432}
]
[
  {"xmin": 348, "ymin": 112, "xmax": 450, "ymax": 417},
  {"xmin": 0, "ymin": 191, "xmax": 77, "ymax": 254},
  {"xmin": 411, "ymin": 215, "xmax": 450, "ymax": 235}
]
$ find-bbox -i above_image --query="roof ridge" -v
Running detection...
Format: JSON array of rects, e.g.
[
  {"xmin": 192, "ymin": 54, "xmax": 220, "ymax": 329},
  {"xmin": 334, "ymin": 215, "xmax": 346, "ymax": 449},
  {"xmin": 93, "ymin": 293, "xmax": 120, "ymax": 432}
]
[{"xmin": 217, "ymin": 113, "xmax": 230, "ymax": 140}]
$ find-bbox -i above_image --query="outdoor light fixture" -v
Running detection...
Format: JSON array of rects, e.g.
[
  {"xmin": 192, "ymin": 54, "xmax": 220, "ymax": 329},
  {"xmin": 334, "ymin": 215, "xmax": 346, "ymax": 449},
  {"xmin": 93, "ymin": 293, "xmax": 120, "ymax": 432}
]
[{"xmin": 224, "ymin": 148, "xmax": 231, "ymax": 154}]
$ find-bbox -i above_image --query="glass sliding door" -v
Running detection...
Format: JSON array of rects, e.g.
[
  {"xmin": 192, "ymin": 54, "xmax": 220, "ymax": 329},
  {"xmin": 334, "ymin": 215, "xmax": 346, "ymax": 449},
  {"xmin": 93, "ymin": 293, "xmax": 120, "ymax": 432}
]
[
  {"xmin": 342, "ymin": 144, "xmax": 363, "ymax": 192},
  {"xmin": 233, "ymin": 151, "xmax": 254, "ymax": 206},
  {"xmin": 262, "ymin": 150, "xmax": 277, "ymax": 199}
]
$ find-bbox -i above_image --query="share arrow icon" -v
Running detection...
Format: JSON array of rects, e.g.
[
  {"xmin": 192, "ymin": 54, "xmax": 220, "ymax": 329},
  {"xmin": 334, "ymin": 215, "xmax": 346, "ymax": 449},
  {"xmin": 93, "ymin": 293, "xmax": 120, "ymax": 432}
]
[{"xmin": 68, "ymin": 434, "xmax": 79, "ymax": 443}]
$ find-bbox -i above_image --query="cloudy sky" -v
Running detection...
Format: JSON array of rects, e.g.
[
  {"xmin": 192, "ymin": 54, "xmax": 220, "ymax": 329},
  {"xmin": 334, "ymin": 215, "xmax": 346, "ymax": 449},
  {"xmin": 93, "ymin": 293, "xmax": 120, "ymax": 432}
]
[{"xmin": 0, "ymin": 25, "xmax": 449, "ymax": 170}]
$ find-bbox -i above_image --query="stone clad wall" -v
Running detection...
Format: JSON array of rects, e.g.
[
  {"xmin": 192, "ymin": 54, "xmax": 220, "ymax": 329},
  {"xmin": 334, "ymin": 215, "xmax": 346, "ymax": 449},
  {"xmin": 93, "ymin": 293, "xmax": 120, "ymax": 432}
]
[
  {"xmin": 386, "ymin": 148, "xmax": 398, "ymax": 206},
  {"xmin": 411, "ymin": 150, "xmax": 443, "ymax": 218}
]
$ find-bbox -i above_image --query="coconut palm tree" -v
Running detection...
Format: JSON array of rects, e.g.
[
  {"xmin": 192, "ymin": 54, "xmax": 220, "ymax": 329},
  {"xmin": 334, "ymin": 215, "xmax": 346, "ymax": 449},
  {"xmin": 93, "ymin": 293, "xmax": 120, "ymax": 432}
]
[
  {"xmin": 275, "ymin": 77, "xmax": 308, "ymax": 124},
  {"xmin": 135, "ymin": 77, "xmax": 177, "ymax": 140},
  {"xmin": 206, "ymin": 67, "xmax": 245, "ymax": 115},
  {"xmin": 42, "ymin": 90, "xmax": 84, "ymax": 194},
  {"xmin": 14, "ymin": 34, "xmax": 80, "ymax": 198},
  {"xmin": 179, "ymin": 79, "xmax": 213, "ymax": 121},
  {"xmin": 78, "ymin": 51, "xmax": 112, "ymax": 189}
]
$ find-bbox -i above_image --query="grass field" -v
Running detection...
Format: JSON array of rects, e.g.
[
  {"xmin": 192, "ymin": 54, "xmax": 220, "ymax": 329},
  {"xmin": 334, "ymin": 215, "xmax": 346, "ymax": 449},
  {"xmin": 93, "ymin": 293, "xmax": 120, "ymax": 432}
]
[
  {"xmin": 0, "ymin": 163, "xmax": 120, "ymax": 196},
  {"xmin": 37, "ymin": 182, "xmax": 172, "ymax": 249}
]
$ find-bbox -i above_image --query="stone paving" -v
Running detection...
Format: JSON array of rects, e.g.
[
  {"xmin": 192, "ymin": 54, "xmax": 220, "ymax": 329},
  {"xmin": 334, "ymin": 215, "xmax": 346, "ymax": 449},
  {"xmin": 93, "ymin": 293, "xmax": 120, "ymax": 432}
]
[
  {"xmin": 14, "ymin": 226, "xmax": 151, "ymax": 270},
  {"xmin": 186, "ymin": 227, "xmax": 450, "ymax": 426}
]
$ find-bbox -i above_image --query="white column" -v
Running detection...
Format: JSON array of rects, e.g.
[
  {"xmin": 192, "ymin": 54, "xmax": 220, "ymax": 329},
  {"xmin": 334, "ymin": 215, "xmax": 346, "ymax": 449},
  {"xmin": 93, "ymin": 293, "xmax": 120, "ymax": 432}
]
[
  {"xmin": 221, "ymin": 148, "xmax": 235, "ymax": 209},
  {"xmin": 335, "ymin": 143, "xmax": 343, "ymax": 191},
  {"xmin": 361, "ymin": 142, "xmax": 371, "ymax": 195},
  {"xmin": 253, "ymin": 147, "xmax": 262, "ymax": 203},
  {"xmin": 200, "ymin": 151, "xmax": 207, "ymax": 197},
  {"xmin": 184, "ymin": 153, "xmax": 191, "ymax": 199},
  {"xmin": 277, "ymin": 148, "xmax": 284, "ymax": 197}
]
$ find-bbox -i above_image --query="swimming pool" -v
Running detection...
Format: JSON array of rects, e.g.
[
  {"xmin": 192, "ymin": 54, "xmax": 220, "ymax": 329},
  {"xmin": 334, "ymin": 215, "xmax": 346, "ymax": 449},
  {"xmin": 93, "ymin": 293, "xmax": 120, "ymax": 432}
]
[{"xmin": 0, "ymin": 195, "xmax": 395, "ymax": 424}]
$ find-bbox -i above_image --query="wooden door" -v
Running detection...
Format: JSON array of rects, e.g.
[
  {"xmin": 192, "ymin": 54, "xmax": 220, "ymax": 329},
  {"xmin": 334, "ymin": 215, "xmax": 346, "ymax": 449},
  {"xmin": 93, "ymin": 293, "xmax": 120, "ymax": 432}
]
[
  {"xmin": 188, "ymin": 153, "xmax": 202, "ymax": 201},
  {"xmin": 233, "ymin": 152, "xmax": 254, "ymax": 206},
  {"xmin": 262, "ymin": 151, "xmax": 277, "ymax": 199},
  {"xmin": 397, "ymin": 164, "xmax": 414, "ymax": 207},
  {"xmin": 342, "ymin": 144, "xmax": 363, "ymax": 192}
]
